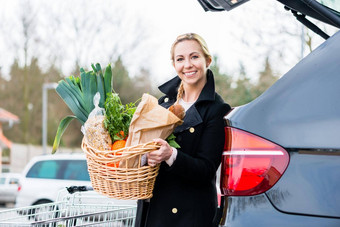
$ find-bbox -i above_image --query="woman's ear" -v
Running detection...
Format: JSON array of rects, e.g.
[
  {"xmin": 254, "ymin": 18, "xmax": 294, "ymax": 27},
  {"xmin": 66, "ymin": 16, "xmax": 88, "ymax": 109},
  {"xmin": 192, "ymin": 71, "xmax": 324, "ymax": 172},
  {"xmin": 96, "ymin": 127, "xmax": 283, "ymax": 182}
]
[{"xmin": 206, "ymin": 57, "xmax": 212, "ymax": 68}]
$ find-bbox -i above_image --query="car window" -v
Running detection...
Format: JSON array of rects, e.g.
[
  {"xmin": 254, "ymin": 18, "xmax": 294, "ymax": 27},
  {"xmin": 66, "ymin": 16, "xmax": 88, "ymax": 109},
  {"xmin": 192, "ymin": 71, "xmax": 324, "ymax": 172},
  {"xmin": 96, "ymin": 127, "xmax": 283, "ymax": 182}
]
[
  {"xmin": 27, "ymin": 160, "xmax": 59, "ymax": 179},
  {"xmin": 0, "ymin": 177, "xmax": 5, "ymax": 184},
  {"xmin": 316, "ymin": 0, "xmax": 340, "ymax": 12},
  {"xmin": 63, "ymin": 160, "xmax": 90, "ymax": 181},
  {"xmin": 26, "ymin": 159, "xmax": 90, "ymax": 181},
  {"xmin": 9, "ymin": 178, "xmax": 19, "ymax": 184}
]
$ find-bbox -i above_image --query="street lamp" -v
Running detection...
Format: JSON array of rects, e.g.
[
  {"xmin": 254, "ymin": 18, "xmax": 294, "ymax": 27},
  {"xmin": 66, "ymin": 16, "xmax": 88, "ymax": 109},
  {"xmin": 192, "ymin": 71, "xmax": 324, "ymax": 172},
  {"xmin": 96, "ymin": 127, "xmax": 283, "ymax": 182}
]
[{"xmin": 42, "ymin": 83, "xmax": 58, "ymax": 155}]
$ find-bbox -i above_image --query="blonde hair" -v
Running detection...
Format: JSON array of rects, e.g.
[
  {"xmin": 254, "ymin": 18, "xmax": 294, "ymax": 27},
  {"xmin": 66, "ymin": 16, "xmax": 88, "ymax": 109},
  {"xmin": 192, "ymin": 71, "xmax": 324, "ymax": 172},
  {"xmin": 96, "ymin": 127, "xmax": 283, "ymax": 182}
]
[
  {"xmin": 176, "ymin": 82, "xmax": 185, "ymax": 104},
  {"xmin": 170, "ymin": 33, "xmax": 212, "ymax": 63},
  {"xmin": 170, "ymin": 33, "xmax": 212, "ymax": 103}
]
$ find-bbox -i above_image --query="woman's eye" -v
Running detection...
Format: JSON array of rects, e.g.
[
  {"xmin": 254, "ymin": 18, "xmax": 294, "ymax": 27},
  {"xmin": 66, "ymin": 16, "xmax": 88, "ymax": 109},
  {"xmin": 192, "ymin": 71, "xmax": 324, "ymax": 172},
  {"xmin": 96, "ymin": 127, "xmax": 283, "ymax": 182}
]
[
  {"xmin": 176, "ymin": 58, "xmax": 184, "ymax": 62},
  {"xmin": 191, "ymin": 55, "xmax": 199, "ymax": 59}
]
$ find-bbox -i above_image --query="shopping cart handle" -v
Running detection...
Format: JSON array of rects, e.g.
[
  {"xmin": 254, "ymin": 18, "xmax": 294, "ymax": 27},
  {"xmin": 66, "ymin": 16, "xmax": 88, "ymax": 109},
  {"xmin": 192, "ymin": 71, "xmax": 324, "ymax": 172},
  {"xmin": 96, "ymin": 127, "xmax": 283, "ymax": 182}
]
[{"xmin": 66, "ymin": 185, "xmax": 93, "ymax": 194}]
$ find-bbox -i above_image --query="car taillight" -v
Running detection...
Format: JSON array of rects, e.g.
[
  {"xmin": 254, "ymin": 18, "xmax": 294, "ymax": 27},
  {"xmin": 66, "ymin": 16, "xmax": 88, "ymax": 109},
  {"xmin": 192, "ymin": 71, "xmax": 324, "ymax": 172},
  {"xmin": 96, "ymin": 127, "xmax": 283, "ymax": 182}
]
[{"xmin": 220, "ymin": 127, "xmax": 289, "ymax": 196}]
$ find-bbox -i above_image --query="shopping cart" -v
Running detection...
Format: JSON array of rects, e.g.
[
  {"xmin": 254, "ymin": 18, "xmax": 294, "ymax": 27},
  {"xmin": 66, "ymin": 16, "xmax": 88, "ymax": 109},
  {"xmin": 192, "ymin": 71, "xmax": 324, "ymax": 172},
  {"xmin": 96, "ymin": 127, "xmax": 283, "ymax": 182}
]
[{"xmin": 0, "ymin": 186, "xmax": 137, "ymax": 227}]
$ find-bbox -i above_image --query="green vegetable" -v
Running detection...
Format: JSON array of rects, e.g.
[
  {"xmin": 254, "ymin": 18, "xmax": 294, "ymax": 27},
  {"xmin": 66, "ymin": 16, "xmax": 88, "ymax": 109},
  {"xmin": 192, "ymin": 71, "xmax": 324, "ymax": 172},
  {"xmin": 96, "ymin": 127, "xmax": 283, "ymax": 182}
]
[
  {"xmin": 103, "ymin": 64, "xmax": 112, "ymax": 97},
  {"xmin": 166, "ymin": 133, "xmax": 181, "ymax": 148},
  {"xmin": 104, "ymin": 93, "xmax": 138, "ymax": 142},
  {"xmin": 80, "ymin": 69, "xmax": 97, "ymax": 114},
  {"xmin": 92, "ymin": 63, "xmax": 106, "ymax": 108},
  {"xmin": 55, "ymin": 81, "xmax": 87, "ymax": 124},
  {"xmin": 52, "ymin": 63, "xmax": 113, "ymax": 154},
  {"xmin": 52, "ymin": 116, "xmax": 77, "ymax": 154}
]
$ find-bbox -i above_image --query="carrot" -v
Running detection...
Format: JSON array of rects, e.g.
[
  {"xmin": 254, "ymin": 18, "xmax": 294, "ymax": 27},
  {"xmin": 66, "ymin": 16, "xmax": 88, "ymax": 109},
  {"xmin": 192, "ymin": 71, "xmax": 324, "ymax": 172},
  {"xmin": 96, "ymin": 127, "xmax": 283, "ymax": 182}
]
[
  {"xmin": 107, "ymin": 140, "xmax": 126, "ymax": 168},
  {"xmin": 111, "ymin": 140, "xmax": 126, "ymax": 150},
  {"xmin": 116, "ymin": 131, "xmax": 127, "ymax": 140}
]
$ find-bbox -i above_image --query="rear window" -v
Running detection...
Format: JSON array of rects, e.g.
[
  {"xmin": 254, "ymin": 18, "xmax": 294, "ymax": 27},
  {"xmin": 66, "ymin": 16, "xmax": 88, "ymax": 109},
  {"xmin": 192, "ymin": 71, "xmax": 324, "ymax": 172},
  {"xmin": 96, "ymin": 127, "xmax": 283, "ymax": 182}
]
[
  {"xmin": 0, "ymin": 177, "xmax": 5, "ymax": 184},
  {"xmin": 317, "ymin": 0, "xmax": 340, "ymax": 13},
  {"xmin": 26, "ymin": 159, "xmax": 90, "ymax": 181},
  {"xmin": 9, "ymin": 178, "xmax": 19, "ymax": 184}
]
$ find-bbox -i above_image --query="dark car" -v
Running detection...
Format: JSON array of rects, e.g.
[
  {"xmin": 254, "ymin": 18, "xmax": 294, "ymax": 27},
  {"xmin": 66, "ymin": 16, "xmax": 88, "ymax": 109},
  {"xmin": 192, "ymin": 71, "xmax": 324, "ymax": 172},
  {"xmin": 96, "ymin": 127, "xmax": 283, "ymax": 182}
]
[{"xmin": 197, "ymin": 0, "xmax": 340, "ymax": 226}]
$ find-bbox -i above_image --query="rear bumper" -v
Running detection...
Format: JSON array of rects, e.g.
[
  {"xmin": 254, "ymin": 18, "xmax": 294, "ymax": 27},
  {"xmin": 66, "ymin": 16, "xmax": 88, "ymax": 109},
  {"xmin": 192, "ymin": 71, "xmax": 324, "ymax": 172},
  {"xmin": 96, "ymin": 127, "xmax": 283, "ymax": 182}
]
[
  {"xmin": 219, "ymin": 194, "xmax": 340, "ymax": 227},
  {"xmin": 0, "ymin": 196, "xmax": 16, "ymax": 203},
  {"xmin": 0, "ymin": 191, "xmax": 17, "ymax": 203}
]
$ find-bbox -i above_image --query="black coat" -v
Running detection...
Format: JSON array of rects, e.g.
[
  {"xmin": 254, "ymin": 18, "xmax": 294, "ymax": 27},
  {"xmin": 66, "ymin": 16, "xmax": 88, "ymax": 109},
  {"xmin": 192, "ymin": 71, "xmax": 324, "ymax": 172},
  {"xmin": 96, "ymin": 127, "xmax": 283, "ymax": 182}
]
[{"xmin": 135, "ymin": 69, "xmax": 231, "ymax": 227}]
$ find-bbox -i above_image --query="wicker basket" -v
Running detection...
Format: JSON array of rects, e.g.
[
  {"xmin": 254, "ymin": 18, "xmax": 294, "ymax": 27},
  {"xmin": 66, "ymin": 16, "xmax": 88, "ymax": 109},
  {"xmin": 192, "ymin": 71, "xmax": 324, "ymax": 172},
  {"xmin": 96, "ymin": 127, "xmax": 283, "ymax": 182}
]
[{"xmin": 81, "ymin": 138, "xmax": 161, "ymax": 200}]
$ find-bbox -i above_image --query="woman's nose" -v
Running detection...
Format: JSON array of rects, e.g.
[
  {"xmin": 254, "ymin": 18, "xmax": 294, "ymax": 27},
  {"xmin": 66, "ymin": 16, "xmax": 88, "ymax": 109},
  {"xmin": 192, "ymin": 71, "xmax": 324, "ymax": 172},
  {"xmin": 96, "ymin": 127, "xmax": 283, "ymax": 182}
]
[{"xmin": 184, "ymin": 59, "xmax": 192, "ymax": 68}]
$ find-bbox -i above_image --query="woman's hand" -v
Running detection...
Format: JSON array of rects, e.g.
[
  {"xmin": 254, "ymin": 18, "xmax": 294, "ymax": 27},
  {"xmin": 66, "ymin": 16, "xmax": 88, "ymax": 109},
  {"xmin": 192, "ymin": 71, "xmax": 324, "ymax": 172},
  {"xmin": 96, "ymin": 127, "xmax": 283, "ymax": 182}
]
[{"xmin": 147, "ymin": 138, "xmax": 173, "ymax": 166}]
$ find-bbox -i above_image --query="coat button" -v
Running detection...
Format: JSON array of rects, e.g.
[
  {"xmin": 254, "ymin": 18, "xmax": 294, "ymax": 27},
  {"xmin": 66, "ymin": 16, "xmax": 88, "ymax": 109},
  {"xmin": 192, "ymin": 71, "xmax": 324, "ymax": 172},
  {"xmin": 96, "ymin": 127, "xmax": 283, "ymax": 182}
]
[
  {"xmin": 172, "ymin": 208, "xmax": 178, "ymax": 214},
  {"xmin": 164, "ymin": 97, "xmax": 169, "ymax": 102},
  {"xmin": 189, "ymin": 127, "xmax": 195, "ymax": 133}
]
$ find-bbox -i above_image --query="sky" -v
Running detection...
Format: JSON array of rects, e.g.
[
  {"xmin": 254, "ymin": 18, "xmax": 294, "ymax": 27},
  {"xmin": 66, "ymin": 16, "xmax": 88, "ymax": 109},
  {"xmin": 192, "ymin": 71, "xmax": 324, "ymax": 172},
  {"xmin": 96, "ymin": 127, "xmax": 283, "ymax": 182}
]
[
  {"xmin": 123, "ymin": 0, "xmax": 306, "ymax": 83},
  {"xmin": 0, "ymin": 0, "xmax": 335, "ymax": 85}
]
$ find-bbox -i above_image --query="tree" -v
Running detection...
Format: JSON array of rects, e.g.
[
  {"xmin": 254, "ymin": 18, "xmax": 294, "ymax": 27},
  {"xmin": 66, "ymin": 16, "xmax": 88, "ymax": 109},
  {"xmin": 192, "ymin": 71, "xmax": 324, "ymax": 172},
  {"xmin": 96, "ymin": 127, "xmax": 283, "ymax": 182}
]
[
  {"xmin": 111, "ymin": 57, "xmax": 158, "ymax": 104},
  {"xmin": 253, "ymin": 56, "xmax": 279, "ymax": 98},
  {"xmin": 2, "ymin": 58, "xmax": 44, "ymax": 144},
  {"xmin": 210, "ymin": 55, "xmax": 233, "ymax": 104},
  {"xmin": 231, "ymin": 62, "xmax": 255, "ymax": 106},
  {"xmin": 111, "ymin": 57, "xmax": 134, "ymax": 104},
  {"xmin": 211, "ymin": 57, "xmax": 258, "ymax": 107},
  {"xmin": 133, "ymin": 67, "xmax": 159, "ymax": 98},
  {"xmin": 35, "ymin": 0, "xmax": 151, "ymax": 79},
  {"xmin": 18, "ymin": 1, "xmax": 39, "ymax": 144}
]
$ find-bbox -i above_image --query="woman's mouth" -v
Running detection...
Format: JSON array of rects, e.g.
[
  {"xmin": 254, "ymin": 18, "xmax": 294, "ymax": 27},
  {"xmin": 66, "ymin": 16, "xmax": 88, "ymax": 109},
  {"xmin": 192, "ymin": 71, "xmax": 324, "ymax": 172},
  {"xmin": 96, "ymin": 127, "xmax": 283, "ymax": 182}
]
[{"xmin": 184, "ymin": 71, "xmax": 196, "ymax": 77}]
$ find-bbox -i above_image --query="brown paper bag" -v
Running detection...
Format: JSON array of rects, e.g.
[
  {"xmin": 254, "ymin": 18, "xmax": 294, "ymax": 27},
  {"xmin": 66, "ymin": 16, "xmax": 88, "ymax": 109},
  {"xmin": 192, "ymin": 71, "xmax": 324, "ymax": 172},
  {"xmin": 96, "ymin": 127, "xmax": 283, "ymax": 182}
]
[{"xmin": 120, "ymin": 93, "xmax": 183, "ymax": 168}]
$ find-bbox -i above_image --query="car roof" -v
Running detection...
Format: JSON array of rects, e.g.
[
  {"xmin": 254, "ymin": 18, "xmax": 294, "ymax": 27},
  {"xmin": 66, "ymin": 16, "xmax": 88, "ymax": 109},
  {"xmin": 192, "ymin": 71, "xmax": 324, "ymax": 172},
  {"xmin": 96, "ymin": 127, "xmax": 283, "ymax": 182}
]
[
  {"xmin": 21, "ymin": 153, "xmax": 88, "ymax": 175},
  {"xmin": 0, "ymin": 173, "xmax": 22, "ymax": 177},
  {"xmin": 29, "ymin": 153, "xmax": 86, "ymax": 161}
]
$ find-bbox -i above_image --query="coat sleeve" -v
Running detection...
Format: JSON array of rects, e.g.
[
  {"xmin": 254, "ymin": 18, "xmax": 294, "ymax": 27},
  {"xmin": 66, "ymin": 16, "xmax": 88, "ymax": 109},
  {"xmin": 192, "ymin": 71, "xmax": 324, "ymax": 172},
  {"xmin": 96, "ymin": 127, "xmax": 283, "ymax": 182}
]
[{"xmin": 163, "ymin": 102, "xmax": 231, "ymax": 183}]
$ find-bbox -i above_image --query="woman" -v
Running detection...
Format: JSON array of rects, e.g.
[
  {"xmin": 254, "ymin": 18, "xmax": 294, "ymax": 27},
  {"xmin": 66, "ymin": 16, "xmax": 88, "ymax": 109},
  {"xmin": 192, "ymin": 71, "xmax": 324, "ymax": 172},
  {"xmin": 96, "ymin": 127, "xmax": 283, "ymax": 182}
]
[{"xmin": 135, "ymin": 33, "xmax": 231, "ymax": 227}]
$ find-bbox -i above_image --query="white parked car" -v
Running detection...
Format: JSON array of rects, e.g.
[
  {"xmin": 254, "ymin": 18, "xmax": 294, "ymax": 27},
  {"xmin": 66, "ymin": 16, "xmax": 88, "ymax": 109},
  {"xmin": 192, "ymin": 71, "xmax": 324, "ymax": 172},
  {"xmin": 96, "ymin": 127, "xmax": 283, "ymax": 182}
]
[
  {"xmin": 0, "ymin": 173, "xmax": 21, "ymax": 206},
  {"xmin": 15, "ymin": 153, "xmax": 136, "ymax": 208}
]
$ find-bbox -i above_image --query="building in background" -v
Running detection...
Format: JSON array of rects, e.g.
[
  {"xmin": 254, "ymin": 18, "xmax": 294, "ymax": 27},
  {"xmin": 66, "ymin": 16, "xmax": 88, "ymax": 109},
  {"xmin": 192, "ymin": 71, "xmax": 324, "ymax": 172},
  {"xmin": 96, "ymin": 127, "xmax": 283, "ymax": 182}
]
[{"xmin": 0, "ymin": 108, "xmax": 19, "ymax": 173}]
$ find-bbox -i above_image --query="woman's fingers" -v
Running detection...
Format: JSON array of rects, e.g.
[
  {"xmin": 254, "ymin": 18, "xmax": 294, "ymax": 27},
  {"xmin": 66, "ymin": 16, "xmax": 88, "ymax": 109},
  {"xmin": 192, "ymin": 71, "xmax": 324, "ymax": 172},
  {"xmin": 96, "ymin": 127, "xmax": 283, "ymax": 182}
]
[
  {"xmin": 147, "ymin": 138, "xmax": 173, "ymax": 165},
  {"xmin": 147, "ymin": 152, "xmax": 158, "ymax": 166},
  {"xmin": 147, "ymin": 149, "xmax": 162, "ymax": 163},
  {"xmin": 148, "ymin": 159, "xmax": 156, "ymax": 167},
  {"xmin": 153, "ymin": 138, "xmax": 167, "ymax": 146}
]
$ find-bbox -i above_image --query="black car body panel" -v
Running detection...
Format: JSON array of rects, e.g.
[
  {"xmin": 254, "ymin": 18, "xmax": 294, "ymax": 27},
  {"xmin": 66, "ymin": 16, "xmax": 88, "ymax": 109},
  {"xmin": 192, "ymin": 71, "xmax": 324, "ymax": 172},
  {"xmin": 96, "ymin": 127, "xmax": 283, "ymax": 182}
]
[
  {"xmin": 223, "ymin": 31, "xmax": 340, "ymax": 224},
  {"xmin": 224, "ymin": 194, "xmax": 340, "ymax": 227},
  {"xmin": 226, "ymin": 30, "xmax": 340, "ymax": 149},
  {"xmin": 266, "ymin": 151, "xmax": 340, "ymax": 218}
]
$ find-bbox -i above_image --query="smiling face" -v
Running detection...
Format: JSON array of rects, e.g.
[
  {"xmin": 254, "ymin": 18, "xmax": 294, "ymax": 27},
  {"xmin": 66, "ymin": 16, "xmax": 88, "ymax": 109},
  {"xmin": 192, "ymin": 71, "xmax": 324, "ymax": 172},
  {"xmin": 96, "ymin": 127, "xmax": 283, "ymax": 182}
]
[{"xmin": 172, "ymin": 40, "xmax": 212, "ymax": 89}]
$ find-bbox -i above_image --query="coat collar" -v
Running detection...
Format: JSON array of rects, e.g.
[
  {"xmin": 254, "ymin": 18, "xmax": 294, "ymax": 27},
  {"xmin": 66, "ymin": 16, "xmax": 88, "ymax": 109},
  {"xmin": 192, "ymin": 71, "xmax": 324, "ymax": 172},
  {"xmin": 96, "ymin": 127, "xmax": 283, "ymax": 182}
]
[
  {"xmin": 158, "ymin": 69, "xmax": 216, "ymax": 133},
  {"xmin": 158, "ymin": 69, "xmax": 216, "ymax": 104}
]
